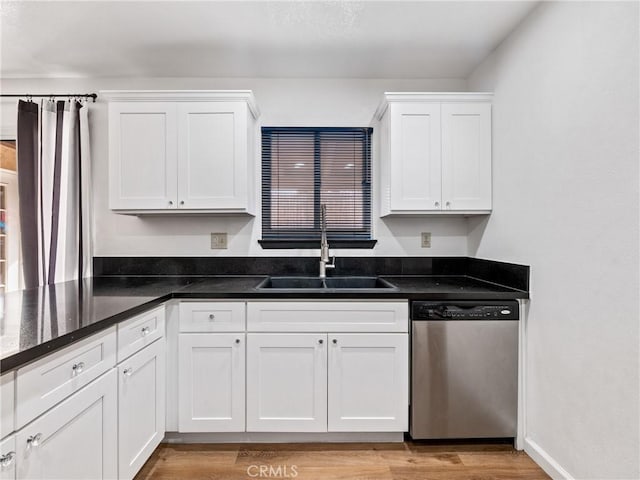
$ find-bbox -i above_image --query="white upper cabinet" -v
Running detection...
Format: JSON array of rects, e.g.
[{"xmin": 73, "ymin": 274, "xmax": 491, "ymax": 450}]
[
  {"xmin": 388, "ymin": 103, "xmax": 442, "ymax": 211},
  {"xmin": 375, "ymin": 92, "xmax": 492, "ymax": 215},
  {"xmin": 108, "ymin": 102, "xmax": 178, "ymax": 210},
  {"xmin": 177, "ymin": 102, "xmax": 251, "ymax": 210},
  {"xmin": 441, "ymin": 102, "xmax": 492, "ymax": 211},
  {"xmin": 106, "ymin": 91, "xmax": 259, "ymax": 214}
]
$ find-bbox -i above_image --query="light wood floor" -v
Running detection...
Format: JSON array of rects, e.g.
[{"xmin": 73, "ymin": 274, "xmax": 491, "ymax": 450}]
[{"xmin": 134, "ymin": 441, "xmax": 551, "ymax": 480}]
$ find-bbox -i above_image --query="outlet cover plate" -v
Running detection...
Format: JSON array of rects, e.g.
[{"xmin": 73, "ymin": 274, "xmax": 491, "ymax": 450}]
[
  {"xmin": 211, "ymin": 233, "xmax": 228, "ymax": 249},
  {"xmin": 421, "ymin": 232, "xmax": 431, "ymax": 248}
]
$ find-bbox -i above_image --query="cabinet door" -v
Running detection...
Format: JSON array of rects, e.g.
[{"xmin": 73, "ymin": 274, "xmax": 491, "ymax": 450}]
[
  {"xmin": 109, "ymin": 102, "xmax": 178, "ymax": 210},
  {"xmin": 16, "ymin": 369, "xmax": 117, "ymax": 480},
  {"xmin": 1, "ymin": 373, "xmax": 15, "ymax": 440},
  {"xmin": 0, "ymin": 435, "xmax": 16, "ymax": 480},
  {"xmin": 389, "ymin": 103, "xmax": 442, "ymax": 211},
  {"xmin": 441, "ymin": 102, "xmax": 492, "ymax": 210},
  {"xmin": 328, "ymin": 334, "xmax": 408, "ymax": 432},
  {"xmin": 246, "ymin": 334, "xmax": 327, "ymax": 432},
  {"xmin": 178, "ymin": 334, "xmax": 245, "ymax": 432},
  {"xmin": 118, "ymin": 339, "xmax": 165, "ymax": 480},
  {"xmin": 177, "ymin": 102, "xmax": 248, "ymax": 210}
]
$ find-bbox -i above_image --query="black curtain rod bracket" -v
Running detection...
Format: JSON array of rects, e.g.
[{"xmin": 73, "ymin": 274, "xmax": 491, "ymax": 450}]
[{"xmin": 0, "ymin": 93, "xmax": 98, "ymax": 103}]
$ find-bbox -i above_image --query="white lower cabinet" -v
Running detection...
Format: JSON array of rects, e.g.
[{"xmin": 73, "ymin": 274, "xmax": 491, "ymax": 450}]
[
  {"xmin": 118, "ymin": 339, "xmax": 166, "ymax": 480},
  {"xmin": 328, "ymin": 334, "xmax": 408, "ymax": 432},
  {"xmin": 245, "ymin": 301, "xmax": 409, "ymax": 434},
  {"xmin": 246, "ymin": 334, "xmax": 327, "ymax": 432},
  {"xmin": 0, "ymin": 435, "xmax": 16, "ymax": 480},
  {"xmin": 15, "ymin": 369, "xmax": 117, "ymax": 480},
  {"xmin": 178, "ymin": 334, "xmax": 245, "ymax": 432}
]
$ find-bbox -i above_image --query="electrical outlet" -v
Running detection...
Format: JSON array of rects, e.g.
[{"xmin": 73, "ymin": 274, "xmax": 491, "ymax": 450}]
[
  {"xmin": 421, "ymin": 232, "xmax": 431, "ymax": 248},
  {"xmin": 210, "ymin": 233, "xmax": 228, "ymax": 249}
]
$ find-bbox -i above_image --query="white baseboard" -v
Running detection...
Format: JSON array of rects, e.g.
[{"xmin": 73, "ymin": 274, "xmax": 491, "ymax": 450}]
[
  {"xmin": 524, "ymin": 437, "xmax": 574, "ymax": 480},
  {"xmin": 163, "ymin": 431, "xmax": 404, "ymax": 444}
]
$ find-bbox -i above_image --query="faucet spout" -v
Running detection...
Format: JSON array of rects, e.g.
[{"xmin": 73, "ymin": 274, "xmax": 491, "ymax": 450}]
[{"xmin": 319, "ymin": 204, "xmax": 335, "ymax": 279}]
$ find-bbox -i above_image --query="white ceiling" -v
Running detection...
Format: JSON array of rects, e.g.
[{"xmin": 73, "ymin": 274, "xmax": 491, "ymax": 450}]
[{"xmin": 0, "ymin": 1, "xmax": 538, "ymax": 79}]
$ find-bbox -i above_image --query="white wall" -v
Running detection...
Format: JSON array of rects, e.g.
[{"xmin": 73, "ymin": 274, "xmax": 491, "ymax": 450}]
[
  {"xmin": 1, "ymin": 76, "xmax": 469, "ymax": 257},
  {"xmin": 467, "ymin": 2, "xmax": 639, "ymax": 479}
]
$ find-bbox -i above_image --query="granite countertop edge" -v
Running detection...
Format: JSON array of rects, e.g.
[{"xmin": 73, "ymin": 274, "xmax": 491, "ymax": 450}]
[{"xmin": 1, "ymin": 274, "xmax": 528, "ymax": 372}]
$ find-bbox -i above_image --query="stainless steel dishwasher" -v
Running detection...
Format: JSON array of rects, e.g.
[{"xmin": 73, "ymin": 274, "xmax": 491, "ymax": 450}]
[{"xmin": 410, "ymin": 300, "xmax": 519, "ymax": 439}]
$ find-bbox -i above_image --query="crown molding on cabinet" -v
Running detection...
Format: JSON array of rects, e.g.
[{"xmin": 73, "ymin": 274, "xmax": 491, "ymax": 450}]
[
  {"xmin": 100, "ymin": 90, "xmax": 260, "ymax": 118},
  {"xmin": 373, "ymin": 92, "xmax": 493, "ymax": 120}
]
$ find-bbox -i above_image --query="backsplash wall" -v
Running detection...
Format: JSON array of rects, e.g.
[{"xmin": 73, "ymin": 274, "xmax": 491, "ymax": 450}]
[{"xmin": 1, "ymin": 76, "xmax": 470, "ymax": 257}]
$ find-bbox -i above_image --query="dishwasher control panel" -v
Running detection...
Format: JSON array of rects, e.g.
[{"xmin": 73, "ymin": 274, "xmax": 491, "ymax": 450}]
[{"xmin": 411, "ymin": 300, "xmax": 519, "ymax": 320}]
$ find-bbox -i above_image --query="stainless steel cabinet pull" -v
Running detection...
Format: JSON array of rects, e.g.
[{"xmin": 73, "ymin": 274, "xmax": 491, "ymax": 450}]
[
  {"xmin": 27, "ymin": 433, "xmax": 42, "ymax": 448},
  {"xmin": 123, "ymin": 368, "xmax": 133, "ymax": 377},
  {"xmin": 141, "ymin": 326, "xmax": 150, "ymax": 336},
  {"xmin": 72, "ymin": 362, "xmax": 85, "ymax": 375},
  {"xmin": 0, "ymin": 451, "xmax": 15, "ymax": 468},
  {"xmin": 208, "ymin": 314, "xmax": 215, "ymax": 320}
]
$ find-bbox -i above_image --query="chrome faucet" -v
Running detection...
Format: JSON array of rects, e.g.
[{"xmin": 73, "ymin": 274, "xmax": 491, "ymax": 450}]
[{"xmin": 319, "ymin": 204, "xmax": 335, "ymax": 279}]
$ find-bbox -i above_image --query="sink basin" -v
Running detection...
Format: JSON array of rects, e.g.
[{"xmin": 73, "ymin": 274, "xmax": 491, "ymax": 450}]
[
  {"xmin": 324, "ymin": 277, "xmax": 396, "ymax": 289},
  {"xmin": 255, "ymin": 276, "xmax": 397, "ymax": 290},
  {"xmin": 258, "ymin": 277, "xmax": 325, "ymax": 289}
]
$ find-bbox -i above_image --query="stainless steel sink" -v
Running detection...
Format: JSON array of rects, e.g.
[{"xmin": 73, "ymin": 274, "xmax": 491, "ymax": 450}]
[{"xmin": 255, "ymin": 276, "xmax": 397, "ymax": 290}]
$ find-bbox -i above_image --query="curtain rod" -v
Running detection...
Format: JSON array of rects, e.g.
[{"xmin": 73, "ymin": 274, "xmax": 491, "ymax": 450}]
[{"xmin": 0, "ymin": 93, "xmax": 97, "ymax": 103}]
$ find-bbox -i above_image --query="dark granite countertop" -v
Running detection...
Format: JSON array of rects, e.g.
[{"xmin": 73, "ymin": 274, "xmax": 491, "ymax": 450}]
[{"xmin": 0, "ymin": 273, "xmax": 528, "ymax": 372}]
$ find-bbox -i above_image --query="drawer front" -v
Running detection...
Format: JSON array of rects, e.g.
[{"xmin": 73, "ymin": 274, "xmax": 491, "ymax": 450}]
[
  {"xmin": 0, "ymin": 373, "xmax": 15, "ymax": 439},
  {"xmin": 16, "ymin": 326, "xmax": 116, "ymax": 429},
  {"xmin": 179, "ymin": 302, "xmax": 245, "ymax": 332},
  {"xmin": 247, "ymin": 301, "xmax": 409, "ymax": 333},
  {"xmin": 117, "ymin": 306, "xmax": 165, "ymax": 362},
  {"xmin": 0, "ymin": 434, "xmax": 15, "ymax": 480}
]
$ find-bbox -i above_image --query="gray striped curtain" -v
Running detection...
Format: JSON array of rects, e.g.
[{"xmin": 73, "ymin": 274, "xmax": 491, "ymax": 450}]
[{"xmin": 17, "ymin": 99, "xmax": 92, "ymax": 289}]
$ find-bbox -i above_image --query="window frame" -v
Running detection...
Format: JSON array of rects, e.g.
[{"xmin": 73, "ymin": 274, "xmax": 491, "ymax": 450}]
[{"xmin": 259, "ymin": 126, "xmax": 376, "ymax": 249}]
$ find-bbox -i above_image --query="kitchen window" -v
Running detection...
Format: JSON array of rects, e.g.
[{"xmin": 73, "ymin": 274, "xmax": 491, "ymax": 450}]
[{"xmin": 259, "ymin": 127, "xmax": 375, "ymax": 248}]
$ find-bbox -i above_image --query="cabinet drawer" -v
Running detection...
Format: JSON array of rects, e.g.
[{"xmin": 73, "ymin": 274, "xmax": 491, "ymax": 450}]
[
  {"xmin": 0, "ymin": 434, "xmax": 15, "ymax": 480},
  {"xmin": 117, "ymin": 306, "xmax": 165, "ymax": 362},
  {"xmin": 247, "ymin": 301, "xmax": 408, "ymax": 333},
  {"xmin": 0, "ymin": 373, "xmax": 14, "ymax": 439},
  {"xmin": 16, "ymin": 327, "xmax": 116, "ymax": 429},
  {"xmin": 179, "ymin": 302, "xmax": 245, "ymax": 332}
]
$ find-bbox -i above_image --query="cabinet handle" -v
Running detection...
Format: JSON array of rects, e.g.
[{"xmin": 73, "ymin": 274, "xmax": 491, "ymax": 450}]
[
  {"xmin": 123, "ymin": 368, "xmax": 133, "ymax": 377},
  {"xmin": 168, "ymin": 200, "xmax": 174, "ymax": 206},
  {"xmin": 332, "ymin": 339, "xmax": 338, "ymax": 345},
  {"xmin": 27, "ymin": 433, "xmax": 42, "ymax": 448},
  {"xmin": 435, "ymin": 201, "xmax": 440, "ymax": 207},
  {"xmin": 72, "ymin": 362, "xmax": 85, "ymax": 375},
  {"xmin": 235, "ymin": 338, "xmax": 241, "ymax": 344},
  {"xmin": 318, "ymin": 339, "xmax": 324, "ymax": 345},
  {"xmin": 0, "ymin": 451, "xmax": 15, "ymax": 468},
  {"xmin": 141, "ymin": 326, "xmax": 150, "ymax": 336},
  {"xmin": 208, "ymin": 314, "xmax": 215, "ymax": 320},
  {"xmin": 180, "ymin": 200, "xmax": 185, "ymax": 206},
  {"xmin": 446, "ymin": 201, "xmax": 451, "ymax": 208}
]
